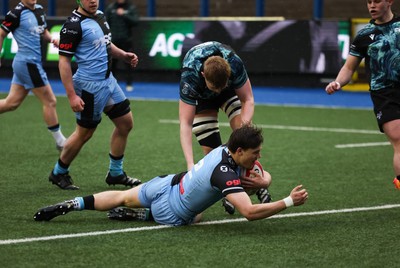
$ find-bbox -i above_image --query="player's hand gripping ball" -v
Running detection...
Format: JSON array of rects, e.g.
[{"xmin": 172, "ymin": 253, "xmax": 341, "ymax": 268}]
[{"xmin": 241, "ymin": 160, "xmax": 263, "ymax": 195}]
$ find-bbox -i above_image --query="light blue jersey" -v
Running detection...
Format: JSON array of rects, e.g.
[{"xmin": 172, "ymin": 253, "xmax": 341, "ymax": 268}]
[
  {"xmin": 1, "ymin": 2, "xmax": 47, "ymax": 63},
  {"xmin": 59, "ymin": 9, "xmax": 112, "ymax": 81},
  {"xmin": 139, "ymin": 146, "xmax": 245, "ymax": 225}
]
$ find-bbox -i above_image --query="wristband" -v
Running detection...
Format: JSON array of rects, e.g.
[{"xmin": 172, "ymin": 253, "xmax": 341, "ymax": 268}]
[{"xmin": 283, "ymin": 196, "xmax": 294, "ymax": 207}]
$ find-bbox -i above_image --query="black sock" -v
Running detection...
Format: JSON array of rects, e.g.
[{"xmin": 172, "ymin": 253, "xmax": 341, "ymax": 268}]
[
  {"xmin": 148, "ymin": 210, "xmax": 154, "ymax": 221},
  {"xmin": 58, "ymin": 159, "xmax": 69, "ymax": 170},
  {"xmin": 109, "ymin": 153, "xmax": 124, "ymax": 160},
  {"xmin": 83, "ymin": 195, "xmax": 95, "ymax": 210}
]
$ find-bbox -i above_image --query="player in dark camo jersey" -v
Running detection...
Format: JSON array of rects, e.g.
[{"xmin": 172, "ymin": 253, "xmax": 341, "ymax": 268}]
[
  {"xmin": 325, "ymin": 0, "xmax": 400, "ymax": 189},
  {"xmin": 0, "ymin": 0, "xmax": 66, "ymax": 151},
  {"xmin": 34, "ymin": 125, "xmax": 308, "ymax": 226},
  {"xmin": 179, "ymin": 41, "xmax": 270, "ymax": 214}
]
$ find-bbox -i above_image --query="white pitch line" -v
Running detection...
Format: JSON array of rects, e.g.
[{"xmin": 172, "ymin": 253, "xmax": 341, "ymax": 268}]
[
  {"xmin": 0, "ymin": 225, "xmax": 172, "ymax": 246},
  {"xmin": 1, "ymin": 204, "xmax": 400, "ymax": 246},
  {"xmin": 159, "ymin": 119, "xmax": 382, "ymax": 135},
  {"xmin": 335, "ymin": 141, "xmax": 391, "ymax": 149}
]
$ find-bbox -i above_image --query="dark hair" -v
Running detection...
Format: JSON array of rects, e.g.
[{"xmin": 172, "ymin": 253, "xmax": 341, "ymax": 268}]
[{"xmin": 227, "ymin": 124, "xmax": 263, "ymax": 152}]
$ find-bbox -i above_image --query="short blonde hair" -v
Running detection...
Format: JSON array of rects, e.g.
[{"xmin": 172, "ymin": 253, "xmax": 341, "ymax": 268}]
[{"xmin": 203, "ymin": 56, "xmax": 231, "ymax": 90}]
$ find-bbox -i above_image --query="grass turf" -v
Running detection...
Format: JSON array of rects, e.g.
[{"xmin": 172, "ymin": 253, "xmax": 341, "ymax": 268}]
[{"xmin": 0, "ymin": 93, "xmax": 398, "ymax": 267}]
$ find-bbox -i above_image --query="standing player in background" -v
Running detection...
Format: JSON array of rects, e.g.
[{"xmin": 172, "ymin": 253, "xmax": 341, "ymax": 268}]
[
  {"xmin": 105, "ymin": 0, "xmax": 139, "ymax": 92},
  {"xmin": 0, "ymin": 0, "xmax": 66, "ymax": 151},
  {"xmin": 325, "ymin": 0, "xmax": 400, "ymax": 189},
  {"xmin": 179, "ymin": 41, "xmax": 271, "ymax": 214},
  {"xmin": 48, "ymin": 0, "xmax": 141, "ymax": 190}
]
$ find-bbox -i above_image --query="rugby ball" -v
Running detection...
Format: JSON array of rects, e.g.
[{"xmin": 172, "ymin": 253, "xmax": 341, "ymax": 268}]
[
  {"xmin": 241, "ymin": 160, "xmax": 264, "ymax": 178},
  {"xmin": 241, "ymin": 160, "xmax": 264, "ymax": 195}
]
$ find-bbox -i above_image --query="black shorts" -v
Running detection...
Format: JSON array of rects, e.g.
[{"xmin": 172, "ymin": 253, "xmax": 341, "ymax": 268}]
[
  {"xmin": 370, "ymin": 88, "xmax": 400, "ymax": 133},
  {"xmin": 195, "ymin": 90, "xmax": 237, "ymax": 114}
]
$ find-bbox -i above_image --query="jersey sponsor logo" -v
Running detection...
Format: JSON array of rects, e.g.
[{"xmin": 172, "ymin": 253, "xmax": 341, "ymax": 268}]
[
  {"xmin": 63, "ymin": 29, "xmax": 78, "ymax": 35},
  {"xmin": 32, "ymin": 25, "xmax": 45, "ymax": 35},
  {"xmin": 3, "ymin": 22, "xmax": 12, "ymax": 27},
  {"xmin": 59, "ymin": 42, "xmax": 73, "ymax": 50},
  {"xmin": 226, "ymin": 179, "xmax": 241, "ymax": 187},
  {"xmin": 93, "ymin": 33, "xmax": 111, "ymax": 49}
]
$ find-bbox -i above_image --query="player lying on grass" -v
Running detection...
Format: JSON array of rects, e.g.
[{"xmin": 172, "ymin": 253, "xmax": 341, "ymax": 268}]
[{"xmin": 34, "ymin": 124, "xmax": 308, "ymax": 226}]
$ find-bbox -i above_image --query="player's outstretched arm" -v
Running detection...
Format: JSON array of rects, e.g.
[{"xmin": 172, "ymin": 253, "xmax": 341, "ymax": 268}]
[{"xmin": 227, "ymin": 185, "xmax": 308, "ymax": 221}]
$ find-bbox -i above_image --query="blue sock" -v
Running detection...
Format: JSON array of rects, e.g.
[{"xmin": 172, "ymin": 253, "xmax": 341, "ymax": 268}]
[
  {"xmin": 71, "ymin": 197, "xmax": 84, "ymax": 211},
  {"xmin": 109, "ymin": 154, "xmax": 124, "ymax": 177},
  {"xmin": 54, "ymin": 161, "xmax": 69, "ymax": 175}
]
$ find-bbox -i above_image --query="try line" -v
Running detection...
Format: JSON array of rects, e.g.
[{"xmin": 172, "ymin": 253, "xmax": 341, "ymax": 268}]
[
  {"xmin": 159, "ymin": 119, "xmax": 382, "ymax": 135},
  {"xmin": 1, "ymin": 204, "xmax": 399, "ymax": 246}
]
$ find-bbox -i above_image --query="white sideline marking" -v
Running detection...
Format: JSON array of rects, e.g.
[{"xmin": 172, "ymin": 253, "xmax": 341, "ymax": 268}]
[
  {"xmin": 335, "ymin": 141, "xmax": 391, "ymax": 149},
  {"xmin": 1, "ymin": 204, "xmax": 400, "ymax": 246},
  {"xmin": 159, "ymin": 119, "xmax": 382, "ymax": 135}
]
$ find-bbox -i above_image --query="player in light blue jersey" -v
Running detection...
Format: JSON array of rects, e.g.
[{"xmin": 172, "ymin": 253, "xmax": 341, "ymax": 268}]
[
  {"xmin": 34, "ymin": 125, "xmax": 308, "ymax": 226},
  {"xmin": 0, "ymin": 0, "xmax": 66, "ymax": 151},
  {"xmin": 47, "ymin": 0, "xmax": 140, "ymax": 190}
]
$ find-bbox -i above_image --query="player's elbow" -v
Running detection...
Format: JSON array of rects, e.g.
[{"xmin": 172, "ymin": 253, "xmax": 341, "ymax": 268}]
[
  {"xmin": 244, "ymin": 215, "xmax": 258, "ymax": 221},
  {"xmin": 243, "ymin": 213, "xmax": 261, "ymax": 221},
  {"xmin": 239, "ymin": 209, "xmax": 260, "ymax": 221}
]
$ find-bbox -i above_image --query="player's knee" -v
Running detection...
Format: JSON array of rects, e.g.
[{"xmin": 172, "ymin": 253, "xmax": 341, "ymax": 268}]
[
  {"xmin": 222, "ymin": 96, "xmax": 241, "ymax": 120},
  {"xmin": 117, "ymin": 120, "xmax": 133, "ymax": 136},
  {"xmin": 44, "ymin": 98, "xmax": 57, "ymax": 109},
  {"xmin": 192, "ymin": 116, "xmax": 222, "ymax": 148},
  {"xmin": 49, "ymin": 96, "xmax": 57, "ymax": 106},
  {"xmin": 105, "ymin": 99, "xmax": 131, "ymax": 120},
  {"xmin": 74, "ymin": 128, "xmax": 95, "ymax": 143},
  {"xmin": 115, "ymin": 115, "xmax": 133, "ymax": 134}
]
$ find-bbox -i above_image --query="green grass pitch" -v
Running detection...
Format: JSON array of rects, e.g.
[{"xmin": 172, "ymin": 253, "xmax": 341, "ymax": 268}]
[{"xmin": 0, "ymin": 93, "xmax": 398, "ymax": 267}]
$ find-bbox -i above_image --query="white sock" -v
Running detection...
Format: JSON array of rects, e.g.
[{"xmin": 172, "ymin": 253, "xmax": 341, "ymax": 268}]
[{"xmin": 49, "ymin": 128, "xmax": 66, "ymax": 146}]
